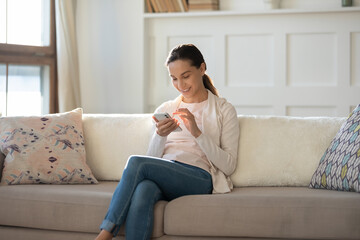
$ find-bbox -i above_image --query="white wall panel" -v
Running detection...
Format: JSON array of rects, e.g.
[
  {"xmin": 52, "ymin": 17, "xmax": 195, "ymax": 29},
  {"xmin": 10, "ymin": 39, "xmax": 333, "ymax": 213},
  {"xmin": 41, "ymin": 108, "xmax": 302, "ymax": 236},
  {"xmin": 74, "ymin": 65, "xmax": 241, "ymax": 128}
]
[
  {"xmin": 144, "ymin": 36, "xmax": 156, "ymax": 112},
  {"xmin": 287, "ymin": 33, "xmax": 337, "ymax": 87},
  {"xmin": 144, "ymin": 9, "xmax": 360, "ymax": 117},
  {"xmin": 76, "ymin": 0, "xmax": 144, "ymax": 113},
  {"xmin": 351, "ymin": 32, "xmax": 360, "ymax": 86},
  {"xmin": 226, "ymin": 34, "xmax": 274, "ymax": 87},
  {"xmin": 220, "ymin": 0, "xmax": 360, "ymax": 11},
  {"xmin": 235, "ymin": 106, "xmax": 274, "ymax": 116},
  {"xmin": 74, "ymin": 1, "xmax": 360, "ymax": 115},
  {"xmin": 286, "ymin": 106, "xmax": 337, "ymax": 117}
]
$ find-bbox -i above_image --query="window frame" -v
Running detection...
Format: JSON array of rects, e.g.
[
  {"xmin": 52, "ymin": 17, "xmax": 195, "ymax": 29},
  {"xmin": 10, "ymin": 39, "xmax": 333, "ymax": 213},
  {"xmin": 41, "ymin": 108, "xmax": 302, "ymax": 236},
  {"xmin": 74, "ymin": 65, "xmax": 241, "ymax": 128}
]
[{"xmin": 0, "ymin": 0, "xmax": 57, "ymax": 114}]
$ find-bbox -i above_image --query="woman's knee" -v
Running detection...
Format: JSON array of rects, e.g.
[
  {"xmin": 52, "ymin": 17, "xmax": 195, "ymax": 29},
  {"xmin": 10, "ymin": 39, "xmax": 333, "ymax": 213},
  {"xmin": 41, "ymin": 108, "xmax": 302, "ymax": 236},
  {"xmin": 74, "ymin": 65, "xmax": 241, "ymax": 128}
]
[
  {"xmin": 125, "ymin": 155, "xmax": 146, "ymax": 171},
  {"xmin": 131, "ymin": 180, "xmax": 162, "ymax": 207}
]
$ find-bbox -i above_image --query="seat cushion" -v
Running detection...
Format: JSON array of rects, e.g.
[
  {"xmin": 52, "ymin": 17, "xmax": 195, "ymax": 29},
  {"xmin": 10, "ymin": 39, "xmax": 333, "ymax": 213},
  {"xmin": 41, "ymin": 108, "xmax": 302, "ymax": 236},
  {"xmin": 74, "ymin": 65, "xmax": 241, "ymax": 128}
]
[
  {"xmin": 164, "ymin": 187, "xmax": 360, "ymax": 239},
  {"xmin": 0, "ymin": 181, "xmax": 166, "ymax": 238}
]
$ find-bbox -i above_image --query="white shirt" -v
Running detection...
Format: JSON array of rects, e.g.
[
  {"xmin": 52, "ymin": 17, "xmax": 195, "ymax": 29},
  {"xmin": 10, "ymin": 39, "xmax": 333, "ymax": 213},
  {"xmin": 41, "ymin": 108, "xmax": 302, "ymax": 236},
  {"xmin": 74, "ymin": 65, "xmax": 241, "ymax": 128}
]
[
  {"xmin": 162, "ymin": 100, "xmax": 210, "ymax": 172},
  {"xmin": 147, "ymin": 90, "xmax": 240, "ymax": 178}
]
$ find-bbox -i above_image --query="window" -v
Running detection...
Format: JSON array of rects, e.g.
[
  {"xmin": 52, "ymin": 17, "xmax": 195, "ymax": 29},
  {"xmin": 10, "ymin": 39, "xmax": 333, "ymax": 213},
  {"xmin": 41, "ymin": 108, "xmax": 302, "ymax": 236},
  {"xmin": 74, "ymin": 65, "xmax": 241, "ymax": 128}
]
[{"xmin": 0, "ymin": 0, "xmax": 57, "ymax": 117}]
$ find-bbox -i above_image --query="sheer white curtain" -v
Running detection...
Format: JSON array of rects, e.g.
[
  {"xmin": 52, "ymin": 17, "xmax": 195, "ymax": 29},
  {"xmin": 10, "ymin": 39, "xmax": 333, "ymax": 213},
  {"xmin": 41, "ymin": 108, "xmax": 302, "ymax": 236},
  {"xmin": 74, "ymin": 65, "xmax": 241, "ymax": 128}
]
[{"xmin": 55, "ymin": 0, "xmax": 81, "ymax": 112}]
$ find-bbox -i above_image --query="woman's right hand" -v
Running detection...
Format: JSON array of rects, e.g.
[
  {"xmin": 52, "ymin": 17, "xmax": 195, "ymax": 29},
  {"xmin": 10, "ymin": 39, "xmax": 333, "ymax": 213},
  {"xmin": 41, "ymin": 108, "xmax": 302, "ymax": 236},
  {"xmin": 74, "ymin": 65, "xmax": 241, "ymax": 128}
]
[{"xmin": 152, "ymin": 116, "xmax": 180, "ymax": 137}]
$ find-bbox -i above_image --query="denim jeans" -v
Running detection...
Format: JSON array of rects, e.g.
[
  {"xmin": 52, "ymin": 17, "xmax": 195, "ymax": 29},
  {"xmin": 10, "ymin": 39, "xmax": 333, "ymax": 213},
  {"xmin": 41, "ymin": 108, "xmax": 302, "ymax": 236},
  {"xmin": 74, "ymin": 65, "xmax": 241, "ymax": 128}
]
[{"xmin": 100, "ymin": 155, "xmax": 213, "ymax": 240}]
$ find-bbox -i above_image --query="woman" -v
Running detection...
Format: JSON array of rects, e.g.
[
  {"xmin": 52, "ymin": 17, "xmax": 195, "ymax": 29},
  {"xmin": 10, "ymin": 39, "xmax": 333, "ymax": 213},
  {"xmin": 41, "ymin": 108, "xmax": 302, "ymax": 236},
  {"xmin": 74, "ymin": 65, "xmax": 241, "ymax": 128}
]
[{"xmin": 95, "ymin": 44, "xmax": 239, "ymax": 240}]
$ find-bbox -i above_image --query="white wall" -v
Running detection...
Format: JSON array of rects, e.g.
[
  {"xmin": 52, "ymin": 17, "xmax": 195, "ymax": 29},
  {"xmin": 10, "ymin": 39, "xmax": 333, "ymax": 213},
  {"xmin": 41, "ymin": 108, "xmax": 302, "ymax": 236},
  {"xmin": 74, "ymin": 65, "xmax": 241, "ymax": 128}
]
[
  {"xmin": 75, "ymin": 0, "xmax": 360, "ymax": 116},
  {"xmin": 145, "ymin": 2, "xmax": 360, "ymax": 117},
  {"xmin": 76, "ymin": 0, "xmax": 143, "ymax": 113},
  {"xmin": 220, "ymin": 0, "xmax": 360, "ymax": 11}
]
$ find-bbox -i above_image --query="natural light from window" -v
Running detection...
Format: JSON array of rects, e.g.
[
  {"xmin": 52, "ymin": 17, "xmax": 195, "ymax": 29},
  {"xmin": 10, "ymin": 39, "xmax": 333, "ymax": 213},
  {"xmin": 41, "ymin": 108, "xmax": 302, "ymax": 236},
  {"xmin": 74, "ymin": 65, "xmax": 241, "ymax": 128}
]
[
  {"xmin": 0, "ymin": 0, "xmax": 6, "ymax": 43},
  {"xmin": 0, "ymin": 65, "xmax": 47, "ymax": 117},
  {"xmin": 0, "ymin": 0, "xmax": 51, "ymax": 117},
  {"xmin": 0, "ymin": 64, "xmax": 5, "ymax": 117},
  {"xmin": 8, "ymin": 65, "xmax": 43, "ymax": 116},
  {"xmin": 0, "ymin": 0, "xmax": 50, "ymax": 46}
]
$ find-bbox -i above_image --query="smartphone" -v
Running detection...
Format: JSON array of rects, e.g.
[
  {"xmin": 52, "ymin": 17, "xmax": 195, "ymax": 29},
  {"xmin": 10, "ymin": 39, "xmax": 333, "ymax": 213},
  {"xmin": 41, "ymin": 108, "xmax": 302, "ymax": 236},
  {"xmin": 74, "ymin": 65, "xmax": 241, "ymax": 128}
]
[{"xmin": 153, "ymin": 112, "xmax": 182, "ymax": 132}]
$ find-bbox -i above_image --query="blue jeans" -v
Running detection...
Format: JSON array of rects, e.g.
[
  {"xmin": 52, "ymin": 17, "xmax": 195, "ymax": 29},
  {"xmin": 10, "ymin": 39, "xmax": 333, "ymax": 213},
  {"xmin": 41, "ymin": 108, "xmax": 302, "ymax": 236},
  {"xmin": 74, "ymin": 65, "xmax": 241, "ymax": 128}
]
[{"xmin": 100, "ymin": 155, "xmax": 213, "ymax": 240}]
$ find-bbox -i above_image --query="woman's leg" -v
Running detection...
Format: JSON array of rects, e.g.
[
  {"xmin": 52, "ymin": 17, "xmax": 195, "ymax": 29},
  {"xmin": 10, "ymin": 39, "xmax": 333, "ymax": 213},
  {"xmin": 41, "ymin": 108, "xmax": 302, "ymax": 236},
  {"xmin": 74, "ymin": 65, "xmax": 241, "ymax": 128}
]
[
  {"xmin": 125, "ymin": 180, "xmax": 163, "ymax": 240},
  {"xmin": 99, "ymin": 155, "xmax": 212, "ymax": 238}
]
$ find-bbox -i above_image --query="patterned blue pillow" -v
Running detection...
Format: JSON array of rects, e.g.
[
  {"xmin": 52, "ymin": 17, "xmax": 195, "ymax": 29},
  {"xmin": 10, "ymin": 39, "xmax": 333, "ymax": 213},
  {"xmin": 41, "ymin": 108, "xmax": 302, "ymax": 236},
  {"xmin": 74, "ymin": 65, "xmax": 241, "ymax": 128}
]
[{"xmin": 309, "ymin": 104, "xmax": 360, "ymax": 192}]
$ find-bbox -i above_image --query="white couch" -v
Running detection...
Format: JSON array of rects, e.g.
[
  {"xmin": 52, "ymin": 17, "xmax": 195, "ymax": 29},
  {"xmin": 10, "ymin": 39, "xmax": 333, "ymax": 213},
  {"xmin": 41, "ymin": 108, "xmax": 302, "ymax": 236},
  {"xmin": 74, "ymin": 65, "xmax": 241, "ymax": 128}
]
[{"xmin": 0, "ymin": 114, "xmax": 359, "ymax": 240}]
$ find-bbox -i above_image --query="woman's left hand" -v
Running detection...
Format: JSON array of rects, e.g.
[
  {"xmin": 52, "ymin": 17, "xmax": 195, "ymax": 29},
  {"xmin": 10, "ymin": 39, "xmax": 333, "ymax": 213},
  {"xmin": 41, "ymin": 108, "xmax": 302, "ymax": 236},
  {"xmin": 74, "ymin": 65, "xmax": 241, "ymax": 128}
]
[{"xmin": 173, "ymin": 108, "xmax": 202, "ymax": 138}]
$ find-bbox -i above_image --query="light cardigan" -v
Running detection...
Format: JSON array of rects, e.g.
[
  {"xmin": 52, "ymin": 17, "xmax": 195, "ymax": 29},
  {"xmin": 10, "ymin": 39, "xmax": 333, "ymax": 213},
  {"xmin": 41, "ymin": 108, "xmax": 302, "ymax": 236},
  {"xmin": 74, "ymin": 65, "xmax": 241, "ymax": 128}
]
[{"xmin": 147, "ymin": 90, "xmax": 240, "ymax": 178}]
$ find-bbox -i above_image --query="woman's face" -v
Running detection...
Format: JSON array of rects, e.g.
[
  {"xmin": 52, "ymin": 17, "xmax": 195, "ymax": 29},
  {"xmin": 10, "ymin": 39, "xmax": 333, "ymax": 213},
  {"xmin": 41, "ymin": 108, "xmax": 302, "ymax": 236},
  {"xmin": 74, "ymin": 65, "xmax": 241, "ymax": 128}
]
[{"xmin": 167, "ymin": 59, "xmax": 207, "ymax": 103}]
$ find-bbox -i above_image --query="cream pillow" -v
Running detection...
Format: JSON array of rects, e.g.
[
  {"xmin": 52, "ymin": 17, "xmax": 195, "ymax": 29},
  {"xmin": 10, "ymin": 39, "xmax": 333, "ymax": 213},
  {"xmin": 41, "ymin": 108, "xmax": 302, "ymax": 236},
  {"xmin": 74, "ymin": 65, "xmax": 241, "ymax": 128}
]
[
  {"xmin": 83, "ymin": 114, "xmax": 153, "ymax": 181},
  {"xmin": 0, "ymin": 108, "xmax": 98, "ymax": 185},
  {"xmin": 231, "ymin": 115, "xmax": 345, "ymax": 187}
]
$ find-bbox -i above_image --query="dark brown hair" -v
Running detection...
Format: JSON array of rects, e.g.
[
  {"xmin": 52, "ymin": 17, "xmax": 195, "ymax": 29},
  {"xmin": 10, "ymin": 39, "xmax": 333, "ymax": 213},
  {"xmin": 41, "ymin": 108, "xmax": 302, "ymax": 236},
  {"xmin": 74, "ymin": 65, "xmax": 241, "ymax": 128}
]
[{"xmin": 165, "ymin": 44, "xmax": 219, "ymax": 97}]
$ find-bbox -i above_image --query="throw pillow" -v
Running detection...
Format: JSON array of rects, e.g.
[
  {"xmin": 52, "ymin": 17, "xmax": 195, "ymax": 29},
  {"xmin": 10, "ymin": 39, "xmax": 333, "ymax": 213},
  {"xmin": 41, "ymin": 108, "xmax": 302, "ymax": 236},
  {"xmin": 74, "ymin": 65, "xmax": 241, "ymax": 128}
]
[
  {"xmin": 0, "ymin": 108, "xmax": 98, "ymax": 185},
  {"xmin": 309, "ymin": 104, "xmax": 360, "ymax": 192}
]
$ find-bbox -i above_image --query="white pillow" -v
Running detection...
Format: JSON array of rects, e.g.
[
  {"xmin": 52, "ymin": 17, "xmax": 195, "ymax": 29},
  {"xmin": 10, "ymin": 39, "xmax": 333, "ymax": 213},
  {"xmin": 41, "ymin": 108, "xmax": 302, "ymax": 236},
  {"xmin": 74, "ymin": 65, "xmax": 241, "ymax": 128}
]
[
  {"xmin": 83, "ymin": 114, "xmax": 153, "ymax": 181},
  {"xmin": 231, "ymin": 115, "xmax": 345, "ymax": 187}
]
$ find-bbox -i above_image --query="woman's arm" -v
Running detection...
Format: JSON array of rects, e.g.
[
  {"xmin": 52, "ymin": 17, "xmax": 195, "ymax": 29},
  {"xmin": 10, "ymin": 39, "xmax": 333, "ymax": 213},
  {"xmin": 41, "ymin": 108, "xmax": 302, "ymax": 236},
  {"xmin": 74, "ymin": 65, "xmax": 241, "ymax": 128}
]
[
  {"xmin": 146, "ymin": 101, "xmax": 178, "ymax": 157},
  {"xmin": 196, "ymin": 102, "xmax": 239, "ymax": 176},
  {"xmin": 146, "ymin": 132, "xmax": 166, "ymax": 158}
]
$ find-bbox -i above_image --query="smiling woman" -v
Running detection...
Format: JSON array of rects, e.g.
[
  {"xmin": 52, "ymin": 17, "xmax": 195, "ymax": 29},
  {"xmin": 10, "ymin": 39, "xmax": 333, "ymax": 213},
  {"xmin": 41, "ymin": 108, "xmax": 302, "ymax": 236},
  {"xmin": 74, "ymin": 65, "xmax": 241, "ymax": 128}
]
[
  {"xmin": 0, "ymin": 0, "xmax": 57, "ymax": 117},
  {"xmin": 95, "ymin": 44, "xmax": 239, "ymax": 240}
]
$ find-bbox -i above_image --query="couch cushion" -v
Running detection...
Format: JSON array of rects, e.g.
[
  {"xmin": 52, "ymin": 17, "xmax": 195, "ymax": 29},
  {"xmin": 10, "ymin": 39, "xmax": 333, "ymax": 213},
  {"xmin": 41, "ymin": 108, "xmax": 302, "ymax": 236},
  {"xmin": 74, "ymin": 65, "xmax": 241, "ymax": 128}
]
[
  {"xmin": 310, "ymin": 104, "xmax": 360, "ymax": 192},
  {"xmin": 164, "ymin": 187, "xmax": 360, "ymax": 239},
  {"xmin": 0, "ymin": 181, "xmax": 166, "ymax": 238},
  {"xmin": 232, "ymin": 116, "xmax": 345, "ymax": 187},
  {"xmin": 82, "ymin": 114, "xmax": 153, "ymax": 181},
  {"xmin": 82, "ymin": 114, "xmax": 347, "ymax": 187}
]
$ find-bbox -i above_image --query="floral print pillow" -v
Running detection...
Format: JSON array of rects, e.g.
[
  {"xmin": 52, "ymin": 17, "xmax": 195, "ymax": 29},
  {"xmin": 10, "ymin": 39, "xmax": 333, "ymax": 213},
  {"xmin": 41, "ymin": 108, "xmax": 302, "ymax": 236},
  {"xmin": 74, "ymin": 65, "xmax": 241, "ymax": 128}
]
[{"xmin": 0, "ymin": 108, "xmax": 98, "ymax": 185}]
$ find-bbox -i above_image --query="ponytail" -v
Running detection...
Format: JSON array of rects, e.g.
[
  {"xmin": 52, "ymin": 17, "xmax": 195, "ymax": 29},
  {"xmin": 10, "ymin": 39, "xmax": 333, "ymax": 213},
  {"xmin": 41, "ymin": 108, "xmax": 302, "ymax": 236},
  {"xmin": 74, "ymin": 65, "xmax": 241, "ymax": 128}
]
[{"xmin": 203, "ymin": 74, "xmax": 219, "ymax": 97}]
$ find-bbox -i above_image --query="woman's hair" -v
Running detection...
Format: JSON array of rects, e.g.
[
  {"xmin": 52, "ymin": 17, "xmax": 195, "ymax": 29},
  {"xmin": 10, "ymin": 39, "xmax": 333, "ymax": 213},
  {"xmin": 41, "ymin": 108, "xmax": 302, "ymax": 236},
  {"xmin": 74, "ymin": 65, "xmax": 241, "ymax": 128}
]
[{"xmin": 165, "ymin": 44, "xmax": 219, "ymax": 97}]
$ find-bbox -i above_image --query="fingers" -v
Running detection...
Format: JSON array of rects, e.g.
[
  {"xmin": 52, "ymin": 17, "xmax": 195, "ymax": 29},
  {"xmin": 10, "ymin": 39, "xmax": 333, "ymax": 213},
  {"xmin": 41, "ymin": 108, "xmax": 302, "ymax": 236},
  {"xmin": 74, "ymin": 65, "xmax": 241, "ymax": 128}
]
[
  {"xmin": 173, "ymin": 108, "xmax": 188, "ymax": 117},
  {"xmin": 156, "ymin": 118, "xmax": 176, "ymax": 129},
  {"xmin": 155, "ymin": 117, "xmax": 180, "ymax": 137},
  {"xmin": 152, "ymin": 116, "xmax": 159, "ymax": 123},
  {"xmin": 173, "ymin": 108, "xmax": 194, "ymax": 121},
  {"xmin": 172, "ymin": 108, "xmax": 201, "ymax": 138},
  {"xmin": 173, "ymin": 108, "xmax": 190, "ymax": 115}
]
